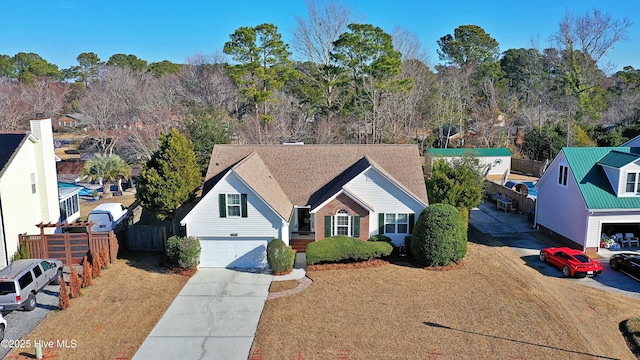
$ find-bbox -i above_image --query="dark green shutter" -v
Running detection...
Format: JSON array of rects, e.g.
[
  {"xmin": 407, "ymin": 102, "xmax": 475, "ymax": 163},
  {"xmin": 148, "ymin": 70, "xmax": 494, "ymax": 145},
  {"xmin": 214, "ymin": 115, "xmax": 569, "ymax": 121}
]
[
  {"xmin": 353, "ymin": 216, "xmax": 360, "ymax": 238},
  {"xmin": 241, "ymin": 194, "xmax": 248, "ymax": 217},
  {"xmin": 408, "ymin": 213, "xmax": 415, "ymax": 234},
  {"xmin": 378, "ymin": 213, "xmax": 385, "ymax": 234},
  {"xmin": 324, "ymin": 216, "xmax": 332, "ymax": 237},
  {"xmin": 219, "ymin": 194, "xmax": 226, "ymax": 218}
]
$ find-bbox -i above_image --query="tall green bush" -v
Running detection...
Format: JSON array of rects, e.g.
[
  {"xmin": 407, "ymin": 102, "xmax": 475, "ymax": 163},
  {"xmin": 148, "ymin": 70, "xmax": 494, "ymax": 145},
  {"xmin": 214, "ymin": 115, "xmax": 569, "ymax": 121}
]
[
  {"xmin": 166, "ymin": 235, "xmax": 201, "ymax": 269},
  {"xmin": 410, "ymin": 204, "xmax": 467, "ymax": 267},
  {"xmin": 266, "ymin": 238, "xmax": 296, "ymax": 273}
]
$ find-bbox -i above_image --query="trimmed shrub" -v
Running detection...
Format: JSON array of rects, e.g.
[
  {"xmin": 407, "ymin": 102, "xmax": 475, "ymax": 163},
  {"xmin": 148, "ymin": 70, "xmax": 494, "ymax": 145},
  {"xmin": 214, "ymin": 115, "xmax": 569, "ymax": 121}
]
[
  {"xmin": 69, "ymin": 267, "xmax": 82, "ymax": 298},
  {"xmin": 92, "ymin": 252, "xmax": 102, "ymax": 277},
  {"xmin": 306, "ymin": 236, "xmax": 393, "ymax": 265},
  {"xmin": 58, "ymin": 281, "xmax": 70, "ymax": 310},
  {"xmin": 166, "ymin": 236, "xmax": 201, "ymax": 269},
  {"xmin": 81, "ymin": 256, "xmax": 92, "ymax": 288},
  {"xmin": 410, "ymin": 203, "xmax": 467, "ymax": 267},
  {"xmin": 100, "ymin": 246, "xmax": 110, "ymax": 268},
  {"xmin": 369, "ymin": 234, "xmax": 392, "ymax": 243},
  {"xmin": 266, "ymin": 238, "xmax": 296, "ymax": 274}
]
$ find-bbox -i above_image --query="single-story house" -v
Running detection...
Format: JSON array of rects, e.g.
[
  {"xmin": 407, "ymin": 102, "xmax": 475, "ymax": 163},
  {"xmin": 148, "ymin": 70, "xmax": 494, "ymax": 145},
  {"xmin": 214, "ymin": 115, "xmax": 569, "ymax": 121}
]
[
  {"xmin": 0, "ymin": 117, "xmax": 60, "ymax": 266},
  {"xmin": 426, "ymin": 148, "xmax": 512, "ymax": 177},
  {"xmin": 180, "ymin": 144, "xmax": 429, "ymax": 268},
  {"xmin": 535, "ymin": 146, "xmax": 640, "ymax": 252}
]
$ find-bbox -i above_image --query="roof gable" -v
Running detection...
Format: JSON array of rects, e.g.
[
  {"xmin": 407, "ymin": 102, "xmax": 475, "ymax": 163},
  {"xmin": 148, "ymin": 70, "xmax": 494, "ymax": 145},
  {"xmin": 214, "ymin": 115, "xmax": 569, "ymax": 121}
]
[{"xmin": 231, "ymin": 152, "xmax": 293, "ymax": 220}]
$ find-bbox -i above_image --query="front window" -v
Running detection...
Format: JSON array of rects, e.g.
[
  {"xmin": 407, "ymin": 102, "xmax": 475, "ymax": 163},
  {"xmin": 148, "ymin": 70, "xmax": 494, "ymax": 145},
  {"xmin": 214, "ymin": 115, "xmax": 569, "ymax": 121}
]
[
  {"xmin": 227, "ymin": 194, "xmax": 241, "ymax": 217},
  {"xmin": 626, "ymin": 172, "xmax": 639, "ymax": 193},
  {"xmin": 334, "ymin": 209, "xmax": 351, "ymax": 236},
  {"xmin": 385, "ymin": 213, "xmax": 409, "ymax": 234}
]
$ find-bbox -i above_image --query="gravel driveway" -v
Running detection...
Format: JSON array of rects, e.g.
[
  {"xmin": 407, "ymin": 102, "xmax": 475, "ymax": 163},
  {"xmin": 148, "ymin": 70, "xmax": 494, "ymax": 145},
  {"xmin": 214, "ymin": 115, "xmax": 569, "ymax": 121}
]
[{"xmin": 0, "ymin": 278, "xmax": 61, "ymax": 358}]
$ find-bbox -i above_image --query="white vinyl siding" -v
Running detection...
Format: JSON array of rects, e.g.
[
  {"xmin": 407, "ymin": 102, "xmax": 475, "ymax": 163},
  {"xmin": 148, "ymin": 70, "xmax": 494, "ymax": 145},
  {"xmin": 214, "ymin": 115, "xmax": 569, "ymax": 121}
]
[
  {"xmin": 343, "ymin": 168, "xmax": 425, "ymax": 245},
  {"xmin": 182, "ymin": 172, "xmax": 285, "ymax": 242}
]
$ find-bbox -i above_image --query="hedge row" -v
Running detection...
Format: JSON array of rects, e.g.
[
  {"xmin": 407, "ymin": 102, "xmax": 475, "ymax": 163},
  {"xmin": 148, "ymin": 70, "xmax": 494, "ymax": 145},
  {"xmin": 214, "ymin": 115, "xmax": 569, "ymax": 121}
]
[{"xmin": 306, "ymin": 235, "xmax": 393, "ymax": 265}]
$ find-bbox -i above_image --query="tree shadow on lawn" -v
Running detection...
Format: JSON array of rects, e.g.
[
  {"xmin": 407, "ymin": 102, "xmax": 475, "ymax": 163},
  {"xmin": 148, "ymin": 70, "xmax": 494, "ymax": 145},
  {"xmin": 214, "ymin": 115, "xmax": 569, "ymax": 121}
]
[
  {"xmin": 423, "ymin": 321, "xmax": 619, "ymax": 360},
  {"xmin": 118, "ymin": 250, "xmax": 173, "ymax": 275}
]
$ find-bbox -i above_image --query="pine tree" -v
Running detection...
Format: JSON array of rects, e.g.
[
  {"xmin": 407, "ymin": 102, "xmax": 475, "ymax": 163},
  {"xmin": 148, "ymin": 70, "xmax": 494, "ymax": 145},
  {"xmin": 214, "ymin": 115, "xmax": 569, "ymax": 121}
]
[
  {"xmin": 82, "ymin": 256, "xmax": 92, "ymax": 288},
  {"xmin": 135, "ymin": 129, "xmax": 201, "ymax": 223},
  {"xmin": 58, "ymin": 281, "xmax": 70, "ymax": 310},
  {"xmin": 69, "ymin": 267, "xmax": 82, "ymax": 298},
  {"xmin": 100, "ymin": 246, "xmax": 110, "ymax": 268},
  {"xmin": 92, "ymin": 252, "xmax": 102, "ymax": 277}
]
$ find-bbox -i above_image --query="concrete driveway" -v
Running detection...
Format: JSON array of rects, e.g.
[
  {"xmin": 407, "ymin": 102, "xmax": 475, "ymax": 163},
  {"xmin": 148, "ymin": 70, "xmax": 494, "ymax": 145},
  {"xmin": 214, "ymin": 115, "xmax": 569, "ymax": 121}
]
[
  {"xmin": 470, "ymin": 200, "xmax": 640, "ymax": 300},
  {"xmin": 133, "ymin": 268, "xmax": 272, "ymax": 360}
]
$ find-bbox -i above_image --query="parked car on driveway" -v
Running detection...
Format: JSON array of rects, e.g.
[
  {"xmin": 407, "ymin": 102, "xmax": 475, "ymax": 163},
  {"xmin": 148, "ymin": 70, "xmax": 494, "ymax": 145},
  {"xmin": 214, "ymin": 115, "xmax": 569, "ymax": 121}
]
[
  {"xmin": 0, "ymin": 259, "xmax": 63, "ymax": 311},
  {"xmin": 539, "ymin": 247, "xmax": 603, "ymax": 277},
  {"xmin": 610, "ymin": 253, "xmax": 640, "ymax": 280}
]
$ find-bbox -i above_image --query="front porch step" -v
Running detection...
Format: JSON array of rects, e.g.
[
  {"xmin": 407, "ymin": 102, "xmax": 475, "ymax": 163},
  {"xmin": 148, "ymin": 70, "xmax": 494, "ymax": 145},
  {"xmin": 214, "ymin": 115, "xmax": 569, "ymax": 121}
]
[{"xmin": 290, "ymin": 239, "xmax": 314, "ymax": 253}]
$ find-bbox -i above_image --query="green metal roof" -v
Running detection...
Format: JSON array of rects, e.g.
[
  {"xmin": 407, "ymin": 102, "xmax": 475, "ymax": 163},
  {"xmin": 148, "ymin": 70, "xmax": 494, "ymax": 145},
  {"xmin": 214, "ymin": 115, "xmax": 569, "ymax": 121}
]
[
  {"xmin": 596, "ymin": 150, "xmax": 640, "ymax": 169},
  {"xmin": 563, "ymin": 147, "xmax": 640, "ymax": 210},
  {"xmin": 427, "ymin": 148, "xmax": 511, "ymax": 157}
]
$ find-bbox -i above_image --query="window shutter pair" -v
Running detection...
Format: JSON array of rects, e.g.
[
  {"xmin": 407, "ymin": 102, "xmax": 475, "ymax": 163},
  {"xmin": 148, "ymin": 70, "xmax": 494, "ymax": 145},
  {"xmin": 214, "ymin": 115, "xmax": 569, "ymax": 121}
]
[
  {"xmin": 219, "ymin": 194, "xmax": 248, "ymax": 218},
  {"xmin": 323, "ymin": 215, "xmax": 360, "ymax": 237},
  {"xmin": 378, "ymin": 212, "xmax": 415, "ymax": 234}
]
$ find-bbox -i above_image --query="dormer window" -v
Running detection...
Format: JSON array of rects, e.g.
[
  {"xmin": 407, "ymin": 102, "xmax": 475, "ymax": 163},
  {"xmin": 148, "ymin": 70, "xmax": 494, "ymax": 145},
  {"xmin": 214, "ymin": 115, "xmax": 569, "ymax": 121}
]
[{"xmin": 626, "ymin": 172, "xmax": 640, "ymax": 193}]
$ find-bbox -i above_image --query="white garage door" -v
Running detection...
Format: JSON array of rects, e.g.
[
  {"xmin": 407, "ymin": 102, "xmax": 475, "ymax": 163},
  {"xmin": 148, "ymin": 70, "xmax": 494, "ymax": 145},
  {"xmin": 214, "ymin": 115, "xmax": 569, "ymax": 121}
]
[{"xmin": 198, "ymin": 237, "xmax": 270, "ymax": 268}]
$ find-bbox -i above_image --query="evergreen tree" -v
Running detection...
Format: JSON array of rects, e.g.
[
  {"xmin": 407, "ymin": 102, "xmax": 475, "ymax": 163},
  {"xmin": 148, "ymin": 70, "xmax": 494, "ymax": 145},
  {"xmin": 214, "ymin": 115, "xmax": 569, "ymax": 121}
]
[{"xmin": 136, "ymin": 129, "xmax": 201, "ymax": 222}]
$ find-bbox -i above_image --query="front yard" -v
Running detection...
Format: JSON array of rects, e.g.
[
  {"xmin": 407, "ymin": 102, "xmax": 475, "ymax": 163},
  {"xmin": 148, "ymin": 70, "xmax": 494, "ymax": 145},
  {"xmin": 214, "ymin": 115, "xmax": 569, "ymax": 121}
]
[
  {"xmin": 6, "ymin": 226, "xmax": 640, "ymax": 359},
  {"xmin": 5, "ymin": 252, "xmax": 190, "ymax": 360},
  {"xmin": 252, "ymin": 232, "xmax": 640, "ymax": 359}
]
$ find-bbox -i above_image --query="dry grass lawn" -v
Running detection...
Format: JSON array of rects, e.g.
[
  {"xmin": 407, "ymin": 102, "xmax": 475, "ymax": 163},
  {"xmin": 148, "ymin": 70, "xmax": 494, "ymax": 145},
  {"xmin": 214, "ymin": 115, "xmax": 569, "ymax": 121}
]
[
  {"xmin": 252, "ymin": 232, "xmax": 640, "ymax": 359},
  {"xmin": 4, "ymin": 252, "xmax": 190, "ymax": 360}
]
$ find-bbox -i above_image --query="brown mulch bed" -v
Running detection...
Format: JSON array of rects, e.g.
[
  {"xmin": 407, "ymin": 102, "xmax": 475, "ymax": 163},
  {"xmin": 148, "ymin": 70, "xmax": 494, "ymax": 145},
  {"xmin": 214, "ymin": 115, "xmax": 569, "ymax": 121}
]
[{"xmin": 252, "ymin": 240, "xmax": 640, "ymax": 359}]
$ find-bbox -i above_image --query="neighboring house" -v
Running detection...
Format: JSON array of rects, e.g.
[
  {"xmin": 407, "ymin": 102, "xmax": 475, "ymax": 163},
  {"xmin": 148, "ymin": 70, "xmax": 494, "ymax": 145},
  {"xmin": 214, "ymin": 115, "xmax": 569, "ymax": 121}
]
[
  {"xmin": 535, "ymin": 146, "xmax": 640, "ymax": 253},
  {"xmin": 0, "ymin": 117, "xmax": 61, "ymax": 266},
  {"xmin": 426, "ymin": 148, "xmax": 512, "ymax": 177},
  {"xmin": 180, "ymin": 144, "xmax": 429, "ymax": 268}
]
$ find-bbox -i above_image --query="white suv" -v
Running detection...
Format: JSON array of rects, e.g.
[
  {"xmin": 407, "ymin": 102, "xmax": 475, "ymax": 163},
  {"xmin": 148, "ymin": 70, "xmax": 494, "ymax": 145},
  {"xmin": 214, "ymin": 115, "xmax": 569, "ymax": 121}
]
[{"xmin": 0, "ymin": 259, "xmax": 63, "ymax": 311}]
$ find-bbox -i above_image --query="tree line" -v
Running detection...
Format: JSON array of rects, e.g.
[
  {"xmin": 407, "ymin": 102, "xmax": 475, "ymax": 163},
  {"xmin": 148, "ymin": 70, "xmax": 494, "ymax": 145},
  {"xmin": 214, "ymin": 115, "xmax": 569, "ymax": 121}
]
[{"xmin": 0, "ymin": 1, "xmax": 636, "ymax": 167}]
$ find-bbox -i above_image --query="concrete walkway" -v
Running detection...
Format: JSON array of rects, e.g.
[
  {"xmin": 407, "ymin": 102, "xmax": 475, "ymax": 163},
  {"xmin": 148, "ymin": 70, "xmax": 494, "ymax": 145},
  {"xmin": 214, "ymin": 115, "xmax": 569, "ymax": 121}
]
[
  {"xmin": 134, "ymin": 254, "xmax": 308, "ymax": 360},
  {"xmin": 470, "ymin": 200, "xmax": 640, "ymax": 300}
]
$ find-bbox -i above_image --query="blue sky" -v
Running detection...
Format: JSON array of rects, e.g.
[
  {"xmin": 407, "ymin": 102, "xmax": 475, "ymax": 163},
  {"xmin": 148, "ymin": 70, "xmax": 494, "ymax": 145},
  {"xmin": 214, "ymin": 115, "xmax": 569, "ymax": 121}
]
[{"xmin": 1, "ymin": 1, "xmax": 638, "ymax": 72}]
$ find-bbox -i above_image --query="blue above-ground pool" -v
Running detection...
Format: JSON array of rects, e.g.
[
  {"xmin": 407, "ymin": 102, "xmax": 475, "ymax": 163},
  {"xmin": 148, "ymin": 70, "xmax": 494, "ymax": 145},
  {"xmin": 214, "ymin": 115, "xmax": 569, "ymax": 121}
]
[{"xmin": 58, "ymin": 182, "xmax": 95, "ymax": 197}]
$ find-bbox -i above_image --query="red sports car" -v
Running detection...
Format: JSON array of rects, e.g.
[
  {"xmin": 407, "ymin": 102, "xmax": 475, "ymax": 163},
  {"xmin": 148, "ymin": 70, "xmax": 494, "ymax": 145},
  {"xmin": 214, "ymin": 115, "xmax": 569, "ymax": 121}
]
[{"xmin": 539, "ymin": 247, "xmax": 603, "ymax": 277}]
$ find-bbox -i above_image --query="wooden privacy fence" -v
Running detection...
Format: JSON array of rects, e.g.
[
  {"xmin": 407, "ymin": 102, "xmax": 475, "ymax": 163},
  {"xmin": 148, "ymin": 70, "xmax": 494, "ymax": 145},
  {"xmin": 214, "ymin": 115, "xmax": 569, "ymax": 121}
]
[
  {"xmin": 126, "ymin": 225, "xmax": 166, "ymax": 251},
  {"xmin": 21, "ymin": 231, "xmax": 118, "ymax": 266},
  {"xmin": 511, "ymin": 158, "xmax": 547, "ymax": 177},
  {"xmin": 484, "ymin": 181, "xmax": 536, "ymax": 215}
]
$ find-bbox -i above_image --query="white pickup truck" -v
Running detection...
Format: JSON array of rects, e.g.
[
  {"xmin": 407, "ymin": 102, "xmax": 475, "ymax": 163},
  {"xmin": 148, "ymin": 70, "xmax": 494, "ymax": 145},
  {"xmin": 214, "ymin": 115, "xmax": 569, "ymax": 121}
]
[{"xmin": 87, "ymin": 203, "xmax": 129, "ymax": 232}]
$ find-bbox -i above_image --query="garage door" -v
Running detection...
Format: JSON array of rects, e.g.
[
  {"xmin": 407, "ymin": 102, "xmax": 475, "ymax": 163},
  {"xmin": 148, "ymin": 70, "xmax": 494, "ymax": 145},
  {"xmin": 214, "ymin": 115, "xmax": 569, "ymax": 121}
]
[{"xmin": 198, "ymin": 237, "xmax": 270, "ymax": 268}]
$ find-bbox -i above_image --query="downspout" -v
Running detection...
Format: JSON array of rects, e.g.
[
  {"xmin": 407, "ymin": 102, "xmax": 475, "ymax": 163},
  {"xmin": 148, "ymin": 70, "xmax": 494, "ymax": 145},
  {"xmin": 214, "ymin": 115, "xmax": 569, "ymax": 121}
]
[{"xmin": 0, "ymin": 195, "xmax": 7, "ymax": 266}]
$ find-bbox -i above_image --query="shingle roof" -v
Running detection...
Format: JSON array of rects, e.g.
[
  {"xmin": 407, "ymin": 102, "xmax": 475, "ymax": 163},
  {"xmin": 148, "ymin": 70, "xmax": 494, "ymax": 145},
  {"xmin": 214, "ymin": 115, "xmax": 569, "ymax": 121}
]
[
  {"xmin": 231, "ymin": 152, "xmax": 293, "ymax": 219},
  {"xmin": 0, "ymin": 133, "xmax": 28, "ymax": 178},
  {"xmin": 427, "ymin": 147, "xmax": 511, "ymax": 157},
  {"xmin": 205, "ymin": 144, "xmax": 428, "ymax": 207},
  {"xmin": 563, "ymin": 147, "xmax": 640, "ymax": 210}
]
